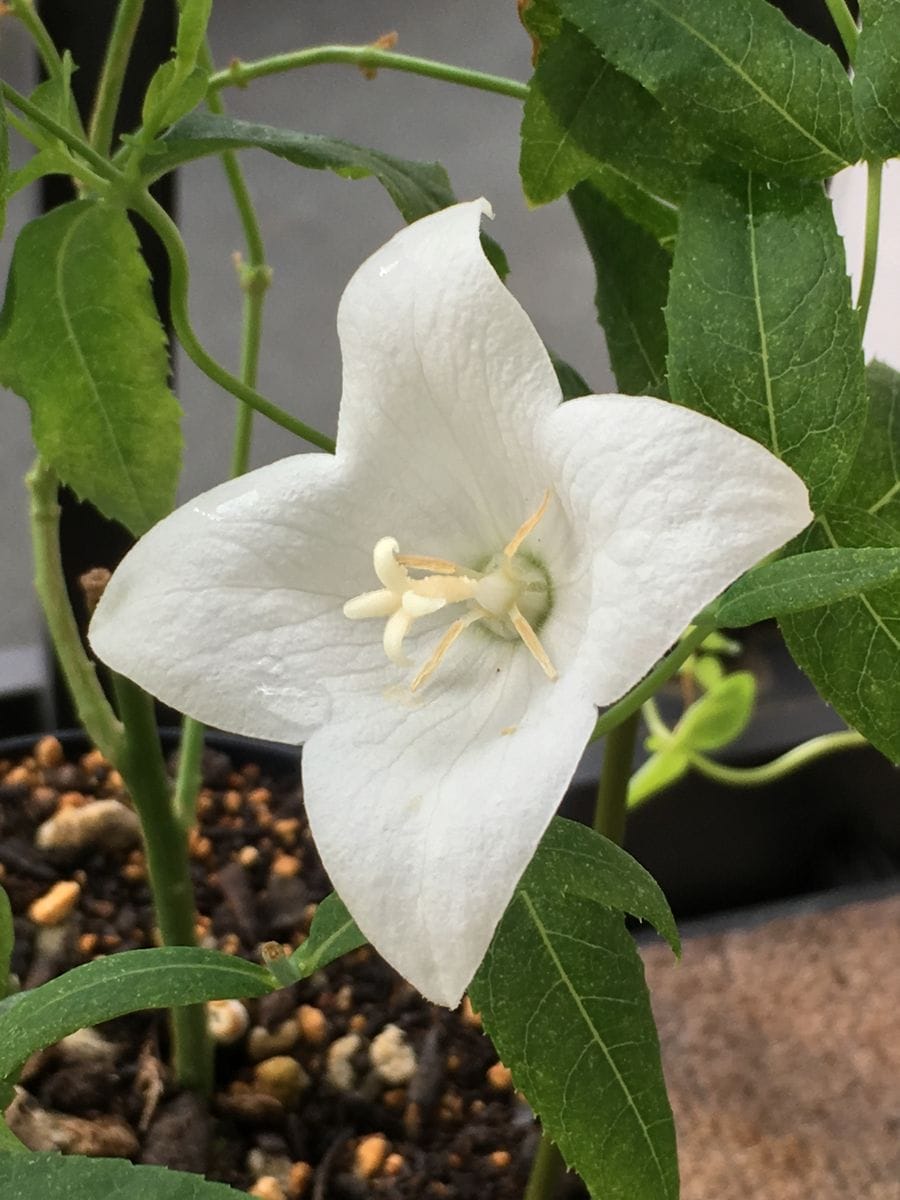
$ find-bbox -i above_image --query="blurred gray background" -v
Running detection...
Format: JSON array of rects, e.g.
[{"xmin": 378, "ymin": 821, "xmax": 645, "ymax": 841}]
[{"xmin": 0, "ymin": 2, "xmax": 613, "ymax": 688}]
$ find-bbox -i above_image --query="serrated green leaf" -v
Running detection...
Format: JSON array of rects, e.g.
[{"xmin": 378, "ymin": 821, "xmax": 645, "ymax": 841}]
[
  {"xmin": 521, "ymin": 21, "xmax": 705, "ymax": 230},
  {"xmin": 289, "ymin": 892, "xmax": 366, "ymax": 978},
  {"xmin": 854, "ymin": 0, "xmax": 900, "ymax": 158},
  {"xmin": 530, "ymin": 817, "xmax": 679, "ymax": 952},
  {"xmin": 0, "ymin": 1154, "xmax": 245, "ymax": 1197},
  {"xmin": 0, "ymin": 201, "xmax": 182, "ymax": 535},
  {"xmin": 781, "ymin": 508, "xmax": 900, "ymax": 762},
  {"xmin": 836, "ymin": 361, "xmax": 900, "ymax": 525},
  {"xmin": 714, "ymin": 547, "xmax": 900, "ymax": 626},
  {"xmin": 667, "ymin": 171, "xmax": 867, "ymax": 509},
  {"xmin": 675, "ymin": 671, "xmax": 755, "ymax": 750},
  {"xmin": 470, "ymin": 889, "xmax": 677, "ymax": 1200},
  {"xmin": 151, "ymin": 113, "xmax": 457, "ymax": 225},
  {"xmin": 558, "ymin": 0, "xmax": 859, "ymax": 179},
  {"xmin": 0, "ymin": 947, "xmax": 274, "ymax": 1084},
  {"xmin": 570, "ymin": 183, "xmax": 671, "ymax": 397}
]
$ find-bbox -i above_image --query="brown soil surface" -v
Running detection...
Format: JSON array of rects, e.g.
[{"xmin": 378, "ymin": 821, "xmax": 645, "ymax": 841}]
[
  {"xmin": 0, "ymin": 735, "xmax": 561, "ymax": 1200},
  {"xmin": 643, "ymin": 895, "xmax": 900, "ymax": 1200}
]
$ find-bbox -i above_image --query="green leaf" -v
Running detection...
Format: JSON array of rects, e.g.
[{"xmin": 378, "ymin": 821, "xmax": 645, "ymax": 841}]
[
  {"xmin": 0, "ymin": 947, "xmax": 274, "ymax": 1084},
  {"xmin": 558, "ymin": 0, "xmax": 859, "ymax": 179},
  {"xmin": 836, "ymin": 361, "xmax": 900, "ymax": 525},
  {"xmin": 570, "ymin": 183, "xmax": 671, "ymax": 397},
  {"xmin": 533, "ymin": 817, "xmax": 679, "ymax": 952},
  {"xmin": 550, "ymin": 353, "xmax": 591, "ymax": 400},
  {"xmin": 175, "ymin": 0, "xmax": 214, "ymax": 72},
  {"xmin": 519, "ymin": 0, "xmax": 563, "ymax": 49},
  {"xmin": 289, "ymin": 892, "xmax": 367, "ymax": 978},
  {"xmin": 628, "ymin": 746, "xmax": 690, "ymax": 808},
  {"xmin": 781, "ymin": 508, "xmax": 900, "ymax": 763},
  {"xmin": 28, "ymin": 55, "xmax": 83, "ymax": 138},
  {"xmin": 152, "ymin": 113, "xmax": 458, "ymax": 225},
  {"xmin": 0, "ymin": 885, "xmax": 12, "ymax": 1001},
  {"xmin": 0, "ymin": 1154, "xmax": 246, "ymax": 1197},
  {"xmin": 521, "ymin": 21, "xmax": 704, "ymax": 233},
  {"xmin": 0, "ymin": 201, "xmax": 182, "ymax": 535},
  {"xmin": 5, "ymin": 149, "xmax": 74, "ymax": 198},
  {"xmin": 667, "ymin": 170, "xmax": 867, "ymax": 509},
  {"xmin": 675, "ymin": 671, "xmax": 755, "ymax": 750},
  {"xmin": 470, "ymin": 841, "xmax": 678, "ymax": 1199},
  {"xmin": 714, "ymin": 547, "xmax": 900, "ymax": 627},
  {"xmin": 854, "ymin": 0, "xmax": 900, "ymax": 158}
]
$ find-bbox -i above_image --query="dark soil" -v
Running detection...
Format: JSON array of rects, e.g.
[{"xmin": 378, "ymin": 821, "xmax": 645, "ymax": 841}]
[{"xmin": 0, "ymin": 735, "xmax": 567, "ymax": 1199}]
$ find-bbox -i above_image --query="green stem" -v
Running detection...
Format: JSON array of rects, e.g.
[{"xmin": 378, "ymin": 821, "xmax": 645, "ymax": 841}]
[
  {"xmin": 690, "ymin": 730, "xmax": 867, "ymax": 788},
  {"xmin": 855, "ymin": 159, "xmax": 883, "ymax": 335},
  {"xmin": 209, "ymin": 44, "xmax": 529, "ymax": 101},
  {"xmin": 525, "ymin": 705, "xmax": 643, "ymax": 1198},
  {"xmin": 589, "ymin": 624, "xmax": 710, "ymax": 744},
  {"xmin": 0, "ymin": 81, "xmax": 122, "ymax": 185},
  {"xmin": 87, "ymin": 0, "xmax": 146, "ymax": 155},
  {"xmin": 26, "ymin": 459, "xmax": 125, "ymax": 765},
  {"xmin": 8, "ymin": 0, "xmax": 65, "ymax": 80},
  {"xmin": 523, "ymin": 1134, "xmax": 566, "ymax": 1200},
  {"xmin": 172, "ymin": 714, "xmax": 205, "ymax": 830},
  {"xmin": 111, "ymin": 675, "xmax": 213, "ymax": 1094},
  {"xmin": 823, "ymin": 0, "xmax": 859, "ymax": 61},
  {"xmin": 131, "ymin": 189, "xmax": 335, "ymax": 452}
]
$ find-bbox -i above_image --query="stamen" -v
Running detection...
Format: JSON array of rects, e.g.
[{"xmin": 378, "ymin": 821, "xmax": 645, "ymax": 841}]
[
  {"xmin": 343, "ymin": 589, "xmax": 397, "ymax": 620},
  {"xmin": 396, "ymin": 553, "xmax": 462, "ymax": 575},
  {"xmin": 504, "ymin": 489, "xmax": 551, "ymax": 558},
  {"xmin": 411, "ymin": 610, "xmax": 484, "ymax": 692},
  {"xmin": 509, "ymin": 604, "xmax": 558, "ymax": 681},
  {"xmin": 383, "ymin": 609, "xmax": 413, "ymax": 666}
]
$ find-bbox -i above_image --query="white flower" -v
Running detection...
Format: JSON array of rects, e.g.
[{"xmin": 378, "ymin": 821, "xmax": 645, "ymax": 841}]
[
  {"xmin": 89, "ymin": 200, "xmax": 811, "ymax": 1006},
  {"xmin": 831, "ymin": 159, "xmax": 900, "ymax": 372}
]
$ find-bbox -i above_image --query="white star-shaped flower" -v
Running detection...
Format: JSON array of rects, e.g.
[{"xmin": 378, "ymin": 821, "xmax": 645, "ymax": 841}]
[
  {"xmin": 90, "ymin": 200, "xmax": 812, "ymax": 1005},
  {"xmin": 831, "ymin": 158, "xmax": 900, "ymax": 371}
]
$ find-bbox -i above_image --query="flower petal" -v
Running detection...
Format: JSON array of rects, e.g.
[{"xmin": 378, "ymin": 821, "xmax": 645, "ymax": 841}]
[
  {"xmin": 538, "ymin": 394, "xmax": 813, "ymax": 705},
  {"xmin": 89, "ymin": 454, "xmax": 396, "ymax": 743},
  {"xmin": 302, "ymin": 642, "xmax": 598, "ymax": 1007},
  {"xmin": 831, "ymin": 160, "xmax": 900, "ymax": 371},
  {"xmin": 334, "ymin": 199, "xmax": 562, "ymax": 561}
]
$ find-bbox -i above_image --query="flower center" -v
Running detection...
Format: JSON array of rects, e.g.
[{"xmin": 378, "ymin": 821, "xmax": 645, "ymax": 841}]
[{"xmin": 343, "ymin": 490, "xmax": 557, "ymax": 692}]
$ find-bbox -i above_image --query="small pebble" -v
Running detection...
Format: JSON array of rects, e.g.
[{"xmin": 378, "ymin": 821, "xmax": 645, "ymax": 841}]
[
  {"xmin": 370, "ymin": 1024, "xmax": 417, "ymax": 1086},
  {"xmin": 296, "ymin": 1004, "xmax": 327, "ymax": 1046},
  {"xmin": 460, "ymin": 995, "xmax": 482, "ymax": 1029},
  {"xmin": 489, "ymin": 1149, "xmax": 512, "ymax": 1169},
  {"xmin": 249, "ymin": 1177, "xmax": 285, "ymax": 1200},
  {"xmin": 28, "ymin": 880, "xmax": 81, "ymax": 927},
  {"xmin": 287, "ymin": 1162, "xmax": 313, "ymax": 1198},
  {"xmin": 238, "ymin": 845, "xmax": 259, "ymax": 867},
  {"xmin": 36, "ymin": 799, "xmax": 140, "ymax": 855},
  {"xmin": 248, "ymin": 1020, "xmax": 298, "ymax": 1061},
  {"xmin": 353, "ymin": 1133, "xmax": 390, "ymax": 1179},
  {"xmin": 57, "ymin": 1028, "xmax": 118, "ymax": 1065},
  {"xmin": 34, "ymin": 736, "xmax": 64, "ymax": 770},
  {"xmin": 383, "ymin": 1153, "xmax": 404, "ymax": 1177},
  {"xmin": 247, "ymin": 1149, "xmax": 293, "ymax": 1189},
  {"xmin": 486, "ymin": 1062, "xmax": 514, "ymax": 1091},
  {"xmin": 207, "ymin": 999, "xmax": 250, "ymax": 1045},
  {"xmin": 326, "ymin": 1033, "xmax": 363, "ymax": 1092},
  {"xmin": 253, "ymin": 1057, "xmax": 309, "ymax": 1108},
  {"xmin": 271, "ymin": 853, "xmax": 300, "ymax": 879}
]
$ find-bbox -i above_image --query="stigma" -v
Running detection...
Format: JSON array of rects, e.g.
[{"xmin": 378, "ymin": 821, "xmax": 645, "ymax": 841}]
[{"xmin": 343, "ymin": 491, "xmax": 557, "ymax": 691}]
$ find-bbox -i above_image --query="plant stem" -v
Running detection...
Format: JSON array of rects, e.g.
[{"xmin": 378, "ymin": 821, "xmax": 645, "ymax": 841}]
[
  {"xmin": 172, "ymin": 713, "xmax": 205, "ymax": 830},
  {"xmin": 589, "ymin": 624, "xmax": 710, "ymax": 744},
  {"xmin": 523, "ymin": 1134, "xmax": 566, "ymax": 1200},
  {"xmin": 130, "ymin": 189, "xmax": 335, "ymax": 453},
  {"xmin": 88, "ymin": 0, "xmax": 146, "ymax": 155},
  {"xmin": 111, "ymin": 674, "xmax": 213, "ymax": 1094},
  {"xmin": 26, "ymin": 459, "xmax": 125, "ymax": 765},
  {"xmin": 823, "ymin": 0, "xmax": 859, "ymax": 61},
  {"xmin": 855, "ymin": 159, "xmax": 883, "ymax": 335},
  {"xmin": 0, "ymin": 81, "xmax": 122, "ymax": 184},
  {"xmin": 690, "ymin": 729, "xmax": 867, "ymax": 788},
  {"xmin": 8, "ymin": 0, "xmax": 65, "ymax": 80},
  {"xmin": 209, "ymin": 44, "xmax": 529, "ymax": 101}
]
